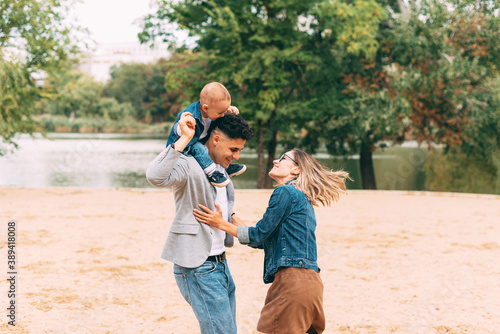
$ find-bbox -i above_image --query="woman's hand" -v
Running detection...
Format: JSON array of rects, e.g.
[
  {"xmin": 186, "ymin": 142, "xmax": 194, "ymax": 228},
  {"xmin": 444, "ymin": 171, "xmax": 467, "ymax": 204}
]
[
  {"xmin": 193, "ymin": 203, "xmax": 225, "ymax": 227},
  {"xmin": 230, "ymin": 214, "xmax": 247, "ymax": 227}
]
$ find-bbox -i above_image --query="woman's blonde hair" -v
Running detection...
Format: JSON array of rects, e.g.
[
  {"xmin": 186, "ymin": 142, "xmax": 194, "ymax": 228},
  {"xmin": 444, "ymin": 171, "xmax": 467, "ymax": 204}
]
[{"xmin": 289, "ymin": 149, "xmax": 350, "ymax": 207}]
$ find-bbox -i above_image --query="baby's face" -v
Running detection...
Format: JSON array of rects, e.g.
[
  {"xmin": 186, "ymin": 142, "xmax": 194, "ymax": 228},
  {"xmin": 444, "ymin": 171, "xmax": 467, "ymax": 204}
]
[{"xmin": 203, "ymin": 99, "xmax": 231, "ymax": 121}]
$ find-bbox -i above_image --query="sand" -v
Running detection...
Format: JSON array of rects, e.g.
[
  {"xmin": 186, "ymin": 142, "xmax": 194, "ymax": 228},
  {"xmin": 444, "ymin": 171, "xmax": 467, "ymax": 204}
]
[{"xmin": 0, "ymin": 187, "xmax": 499, "ymax": 333}]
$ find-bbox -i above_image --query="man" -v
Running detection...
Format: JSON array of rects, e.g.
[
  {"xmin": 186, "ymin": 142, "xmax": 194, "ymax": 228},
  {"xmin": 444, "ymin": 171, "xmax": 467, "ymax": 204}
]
[{"xmin": 146, "ymin": 112, "xmax": 253, "ymax": 333}]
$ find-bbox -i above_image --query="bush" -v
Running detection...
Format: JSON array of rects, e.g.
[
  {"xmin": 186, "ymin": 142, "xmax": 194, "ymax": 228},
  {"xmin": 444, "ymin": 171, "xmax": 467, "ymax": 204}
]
[
  {"xmin": 44, "ymin": 118, "xmax": 55, "ymax": 132},
  {"xmin": 71, "ymin": 122, "xmax": 81, "ymax": 132},
  {"xmin": 98, "ymin": 98, "xmax": 137, "ymax": 120},
  {"xmin": 424, "ymin": 150, "xmax": 500, "ymax": 194}
]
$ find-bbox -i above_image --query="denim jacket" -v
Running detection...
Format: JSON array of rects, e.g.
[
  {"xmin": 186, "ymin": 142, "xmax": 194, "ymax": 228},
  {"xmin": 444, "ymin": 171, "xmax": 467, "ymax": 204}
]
[{"xmin": 237, "ymin": 182, "xmax": 320, "ymax": 283}]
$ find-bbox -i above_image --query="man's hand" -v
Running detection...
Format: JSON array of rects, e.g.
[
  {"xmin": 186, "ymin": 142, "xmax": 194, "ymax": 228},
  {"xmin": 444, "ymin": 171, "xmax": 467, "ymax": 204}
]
[
  {"xmin": 174, "ymin": 112, "xmax": 196, "ymax": 152},
  {"xmin": 226, "ymin": 105, "xmax": 239, "ymax": 115},
  {"xmin": 179, "ymin": 112, "xmax": 196, "ymax": 137}
]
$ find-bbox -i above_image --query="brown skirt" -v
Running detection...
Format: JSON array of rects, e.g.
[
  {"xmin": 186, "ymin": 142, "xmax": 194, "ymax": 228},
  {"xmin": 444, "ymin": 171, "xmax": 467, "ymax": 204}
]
[{"xmin": 257, "ymin": 267, "xmax": 325, "ymax": 334}]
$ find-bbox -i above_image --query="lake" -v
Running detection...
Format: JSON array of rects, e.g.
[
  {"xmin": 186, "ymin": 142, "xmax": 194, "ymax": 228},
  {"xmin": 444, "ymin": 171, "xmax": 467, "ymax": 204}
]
[{"xmin": 0, "ymin": 133, "xmax": 430, "ymax": 190}]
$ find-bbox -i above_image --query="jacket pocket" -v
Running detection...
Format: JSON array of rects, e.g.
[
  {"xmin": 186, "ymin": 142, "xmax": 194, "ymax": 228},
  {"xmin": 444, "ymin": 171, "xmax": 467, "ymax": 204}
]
[{"xmin": 170, "ymin": 223, "xmax": 200, "ymax": 235}]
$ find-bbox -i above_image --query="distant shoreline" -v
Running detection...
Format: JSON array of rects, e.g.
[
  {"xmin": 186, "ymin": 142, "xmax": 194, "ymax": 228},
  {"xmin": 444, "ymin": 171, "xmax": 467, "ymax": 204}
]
[
  {"xmin": 3, "ymin": 186, "xmax": 499, "ymax": 199},
  {"xmin": 34, "ymin": 114, "xmax": 173, "ymax": 134}
]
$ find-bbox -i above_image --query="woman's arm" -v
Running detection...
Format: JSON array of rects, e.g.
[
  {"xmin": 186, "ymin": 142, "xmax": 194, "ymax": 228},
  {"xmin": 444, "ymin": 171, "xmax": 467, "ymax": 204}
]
[
  {"xmin": 194, "ymin": 186, "xmax": 292, "ymax": 247},
  {"xmin": 193, "ymin": 204, "xmax": 238, "ymax": 237}
]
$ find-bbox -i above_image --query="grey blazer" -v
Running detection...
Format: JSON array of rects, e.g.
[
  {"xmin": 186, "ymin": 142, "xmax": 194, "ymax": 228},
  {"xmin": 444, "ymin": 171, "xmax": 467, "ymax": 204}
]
[{"xmin": 146, "ymin": 145, "xmax": 234, "ymax": 268}]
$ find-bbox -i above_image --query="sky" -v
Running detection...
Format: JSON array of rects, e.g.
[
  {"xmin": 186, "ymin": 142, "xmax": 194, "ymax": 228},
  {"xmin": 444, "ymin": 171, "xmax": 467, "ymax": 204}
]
[{"xmin": 71, "ymin": 0, "xmax": 156, "ymax": 44}]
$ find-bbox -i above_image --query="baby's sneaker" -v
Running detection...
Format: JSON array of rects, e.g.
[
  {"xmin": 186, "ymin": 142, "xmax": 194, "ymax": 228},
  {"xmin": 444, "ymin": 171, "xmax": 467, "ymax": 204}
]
[
  {"xmin": 226, "ymin": 164, "xmax": 246, "ymax": 178},
  {"xmin": 208, "ymin": 170, "xmax": 230, "ymax": 187}
]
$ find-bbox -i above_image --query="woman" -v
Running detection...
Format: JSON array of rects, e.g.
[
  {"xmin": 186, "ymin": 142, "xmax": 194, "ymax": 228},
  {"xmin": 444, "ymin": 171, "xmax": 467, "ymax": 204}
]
[{"xmin": 193, "ymin": 149, "xmax": 349, "ymax": 333}]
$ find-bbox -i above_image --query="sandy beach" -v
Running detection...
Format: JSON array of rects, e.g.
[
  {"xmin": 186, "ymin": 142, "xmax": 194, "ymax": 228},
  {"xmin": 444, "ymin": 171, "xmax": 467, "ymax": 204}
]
[{"xmin": 1, "ymin": 187, "xmax": 499, "ymax": 333}]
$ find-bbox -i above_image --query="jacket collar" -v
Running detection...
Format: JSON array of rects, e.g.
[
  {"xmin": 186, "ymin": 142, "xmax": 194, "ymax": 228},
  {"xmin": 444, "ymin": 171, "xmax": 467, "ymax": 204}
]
[{"xmin": 193, "ymin": 100, "xmax": 203, "ymax": 121}]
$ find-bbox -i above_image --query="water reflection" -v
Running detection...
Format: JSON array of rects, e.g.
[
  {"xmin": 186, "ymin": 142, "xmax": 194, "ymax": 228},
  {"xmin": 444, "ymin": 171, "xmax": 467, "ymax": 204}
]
[
  {"xmin": 110, "ymin": 171, "xmax": 153, "ymax": 189},
  {"xmin": 0, "ymin": 133, "xmax": 429, "ymax": 190}
]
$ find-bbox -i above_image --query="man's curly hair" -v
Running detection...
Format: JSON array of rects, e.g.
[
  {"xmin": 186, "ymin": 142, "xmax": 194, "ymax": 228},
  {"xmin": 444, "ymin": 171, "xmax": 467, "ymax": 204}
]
[{"xmin": 209, "ymin": 113, "xmax": 254, "ymax": 141}]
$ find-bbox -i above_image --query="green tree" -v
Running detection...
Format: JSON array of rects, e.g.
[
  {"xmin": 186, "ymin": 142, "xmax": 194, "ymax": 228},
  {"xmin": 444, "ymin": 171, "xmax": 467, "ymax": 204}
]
[
  {"xmin": 423, "ymin": 74, "xmax": 500, "ymax": 194},
  {"xmin": 36, "ymin": 68, "xmax": 83, "ymax": 117},
  {"xmin": 386, "ymin": 0, "xmax": 500, "ymax": 193},
  {"xmin": 41, "ymin": 72, "xmax": 138, "ymax": 120},
  {"xmin": 298, "ymin": 0, "xmax": 408, "ymax": 190},
  {"xmin": 310, "ymin": 0, "xmax": 500, "ymax": 189},
  {"xmin": 388, "ymin": 0, "xmax": 500, "ymax": 146},
  {"xmin": 0, "ymin": 0, "xmax": 81, "ymax": 154},
  {"xmin": 310, "ymin": 59, "xmax": 407, "ymax": 189},
  {"xmin": 98, "ymin": 98, "xmax": 136, "ymax": 121},
  {"xmin": 104, "ymin": 59, "xmax": 181, "ymax": 122},
  {"xmin": 105, "ymin": 63, "xmax": 151, "ymax": 120},
  {"xmin": 141, "ymin": 0, "xmax": 385, "ymax": 188},
  {"xmin": 0, "ymin": 55, "xmax": 39, "ymax": 151},
  {"xmin": 45, "ymin": 74, "xmax": 103, "ymax": 117}
]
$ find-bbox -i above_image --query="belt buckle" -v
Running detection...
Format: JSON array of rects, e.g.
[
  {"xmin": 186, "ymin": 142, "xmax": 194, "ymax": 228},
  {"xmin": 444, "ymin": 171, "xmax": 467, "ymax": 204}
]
[{"xmin": 207, "ymin": 252, "xmax": 226, "ymax": 262}]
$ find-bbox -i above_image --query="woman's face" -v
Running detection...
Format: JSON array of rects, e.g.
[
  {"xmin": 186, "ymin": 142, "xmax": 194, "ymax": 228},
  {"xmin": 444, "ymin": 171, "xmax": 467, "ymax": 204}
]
[{"xmin": 268, "ymin": 151, "xmax": 300, "ymax": 184}]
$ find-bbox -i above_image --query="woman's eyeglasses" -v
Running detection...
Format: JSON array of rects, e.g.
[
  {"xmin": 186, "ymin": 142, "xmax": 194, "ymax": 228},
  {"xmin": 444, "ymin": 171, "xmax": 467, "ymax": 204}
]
[{"xmin": 278, "ymin": 153, "xmax": 298, "ymax": 165}]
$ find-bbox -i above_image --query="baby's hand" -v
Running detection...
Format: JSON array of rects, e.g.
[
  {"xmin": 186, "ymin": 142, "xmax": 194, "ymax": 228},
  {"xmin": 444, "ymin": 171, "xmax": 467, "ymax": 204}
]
[{"xmin": 226, "ymin": 106, "xmax": 239, "ymax": 115}]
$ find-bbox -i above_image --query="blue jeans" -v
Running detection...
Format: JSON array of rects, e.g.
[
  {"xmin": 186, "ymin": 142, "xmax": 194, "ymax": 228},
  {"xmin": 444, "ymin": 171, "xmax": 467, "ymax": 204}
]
[
  {"xmin": 189, "ymin": 141, "xmax": 214, "ymax": 170},
  {"xmin": 173, "ymin": 259, "xmax": 237, "ymax": 334}
]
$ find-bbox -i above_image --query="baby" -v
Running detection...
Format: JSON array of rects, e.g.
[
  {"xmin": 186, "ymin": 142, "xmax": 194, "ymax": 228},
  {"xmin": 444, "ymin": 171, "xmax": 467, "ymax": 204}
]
[{"xmin": 166, "ymin": 82, "xmax": 246, "ymax": 187}]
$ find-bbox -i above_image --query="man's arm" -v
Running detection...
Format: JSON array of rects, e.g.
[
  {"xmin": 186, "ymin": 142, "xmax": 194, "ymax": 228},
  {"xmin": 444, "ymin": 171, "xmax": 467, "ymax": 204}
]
[
  {"xmin": 173, "ymin": 112, "xmax": 196, "ymax": 152},
  {"xmin": 146, "ymin": 113, "xmax": 196, "ymax": 188}
]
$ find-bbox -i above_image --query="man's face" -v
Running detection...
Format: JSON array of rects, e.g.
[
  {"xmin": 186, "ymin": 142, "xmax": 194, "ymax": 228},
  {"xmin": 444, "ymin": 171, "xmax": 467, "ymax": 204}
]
[
  {"xmin": 209, "ymin": 133, "xmax": 246, "ymax": 169},
  {"xmin": 202, "ymin": 99, "xmax": 231, "ymax": 121}
]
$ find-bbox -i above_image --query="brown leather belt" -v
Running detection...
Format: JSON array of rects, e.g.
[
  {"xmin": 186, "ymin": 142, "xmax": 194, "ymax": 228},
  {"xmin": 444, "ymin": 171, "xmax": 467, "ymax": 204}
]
[{"xmin": 207, "ymin": 252, "xmax": 226, "ymax": 262}]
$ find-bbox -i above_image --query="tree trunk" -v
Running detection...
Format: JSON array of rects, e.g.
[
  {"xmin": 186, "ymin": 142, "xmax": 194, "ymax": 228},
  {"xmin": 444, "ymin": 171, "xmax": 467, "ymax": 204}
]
[
  {"xmin": 256, "ymin": 127, "xmax": 267, "ymax": 189},
  {"xmin": 264, "ymin": 129, "xmax": 278, "ymax": 188},
  {"xmin": 359, "ymin": 142, "xmax": 377, "ymax": 189}
]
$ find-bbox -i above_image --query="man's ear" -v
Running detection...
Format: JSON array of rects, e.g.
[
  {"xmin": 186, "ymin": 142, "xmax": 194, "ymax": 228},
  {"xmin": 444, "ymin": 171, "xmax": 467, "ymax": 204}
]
[
  {"xmin": 202, "ymin": 104, "xmax": 209, "ymax": 112},
  {"xmin": 212, "ymin": 134, "xmax": 221, "ymax": 146}
]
